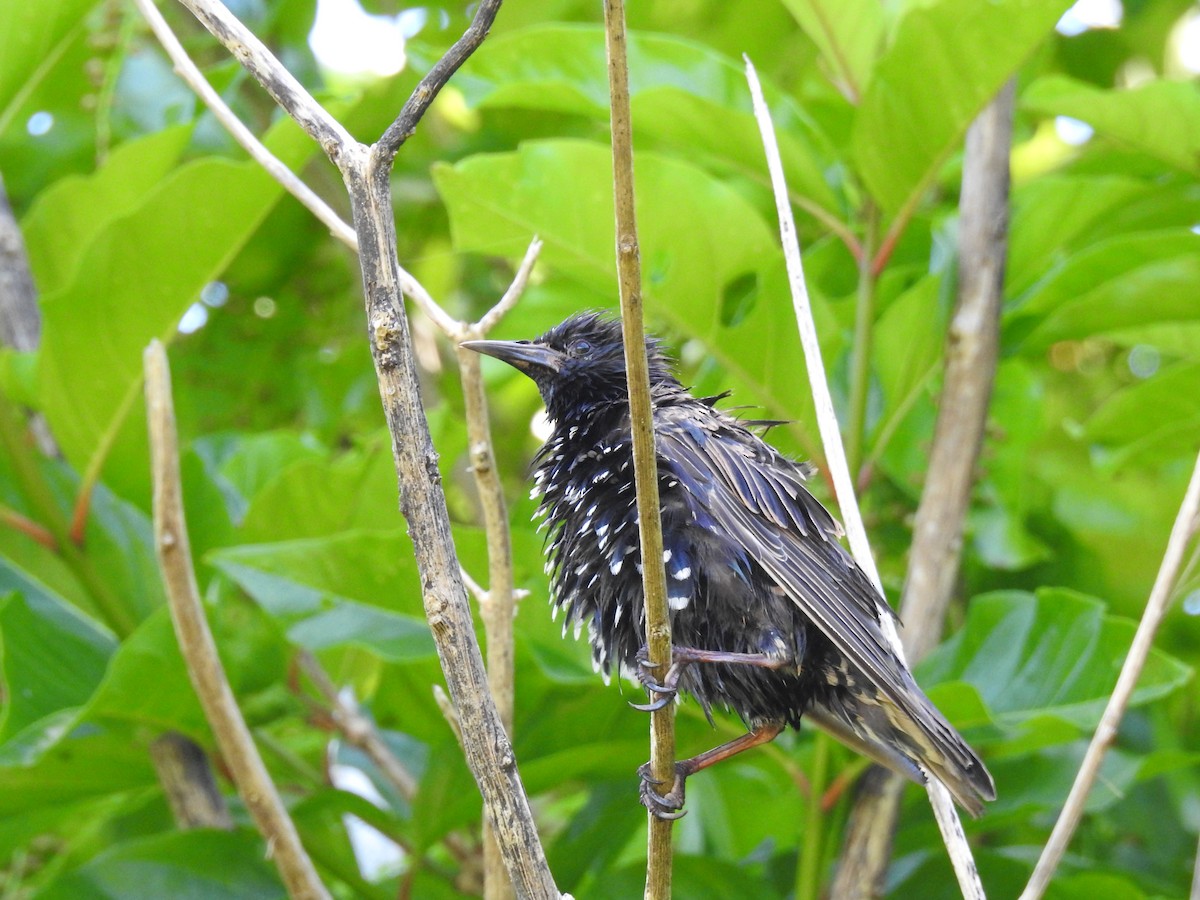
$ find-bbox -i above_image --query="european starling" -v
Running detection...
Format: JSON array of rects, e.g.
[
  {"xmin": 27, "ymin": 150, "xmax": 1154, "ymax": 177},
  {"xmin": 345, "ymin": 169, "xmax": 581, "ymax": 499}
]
[{"xmin": 464, "ymin": 312, "xmax": 995, "ymax": 818}]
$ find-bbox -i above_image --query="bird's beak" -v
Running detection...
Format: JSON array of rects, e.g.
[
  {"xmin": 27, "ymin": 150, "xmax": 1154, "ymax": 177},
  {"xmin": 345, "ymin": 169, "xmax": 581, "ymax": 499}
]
[{"xmin": 460, "ymin": 339, "xmax": 564, "ymax": 374}]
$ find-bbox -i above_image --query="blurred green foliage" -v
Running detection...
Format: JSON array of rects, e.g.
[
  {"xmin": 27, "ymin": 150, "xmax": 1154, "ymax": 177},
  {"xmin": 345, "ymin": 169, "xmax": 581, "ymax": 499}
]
[{"xmin": 1, "ymin": 0, "xmax": 1198, "ymax": 897}]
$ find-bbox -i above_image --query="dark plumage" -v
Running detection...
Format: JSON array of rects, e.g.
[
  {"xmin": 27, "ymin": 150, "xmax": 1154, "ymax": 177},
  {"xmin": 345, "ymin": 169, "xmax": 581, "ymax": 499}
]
[{"xmin": 463, "ymin": 312, "xmax": 994, "ymax": 817}]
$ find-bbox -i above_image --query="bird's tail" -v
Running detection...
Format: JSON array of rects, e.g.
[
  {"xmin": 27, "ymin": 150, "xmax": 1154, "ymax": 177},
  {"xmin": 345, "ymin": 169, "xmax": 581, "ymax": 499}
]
[{"xmin": 807, "ymin": 679, "xmax": 995, "ymax": 817}]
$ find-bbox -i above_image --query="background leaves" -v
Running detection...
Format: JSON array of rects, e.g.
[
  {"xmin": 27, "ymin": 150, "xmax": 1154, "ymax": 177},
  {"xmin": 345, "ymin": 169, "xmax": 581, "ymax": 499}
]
[{"xmin": 0, "ymin": 0, "xmax": 1198, "ymax": 897}]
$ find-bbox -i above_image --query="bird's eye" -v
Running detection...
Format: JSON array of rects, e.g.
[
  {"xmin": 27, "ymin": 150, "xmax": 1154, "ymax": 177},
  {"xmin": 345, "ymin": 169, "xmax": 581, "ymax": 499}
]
[{"xmin": 568, "ymin": 339, "xmax": 592, "ymax": 358}]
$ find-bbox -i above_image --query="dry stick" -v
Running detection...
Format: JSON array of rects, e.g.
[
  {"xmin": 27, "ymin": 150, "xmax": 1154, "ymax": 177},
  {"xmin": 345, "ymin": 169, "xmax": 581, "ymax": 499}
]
[
  {"xmin": 600, "ymin": 3, "xmax": 675, "ymax": 897},
  {"xmin": 833, "ymin": 81, "xmax": 1015, "ymax": 900},
  {"xmin": 744, "ymin": 56, "xmax": 986, "ymax": 900},
  {"xmin": 145, "ymin": 340, "xmax": 330, "ymax": 900},
  {"xmin": 454, "ymin": 238, "xmax": 542, "ymax": 900},
  {"xmin": 376, "ymin": 0, "xmax": 503, "ymax": 162},
  {"xmin": 172, "ymin": 3, "xmax": 557, "ymax": 896},
  {"xmin": 297, "ymin": 651, "xmax": 418, "ymax": 800},
  {"xmin": 1021, "ymin": 450, "xmax": 1200, "ymax": 900}
]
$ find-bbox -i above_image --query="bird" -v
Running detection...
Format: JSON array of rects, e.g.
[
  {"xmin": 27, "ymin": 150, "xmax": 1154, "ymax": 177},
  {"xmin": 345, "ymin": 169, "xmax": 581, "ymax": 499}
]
[{"xmin": 462, "ymin": 311, "xmax": 995, "ymax": 818}]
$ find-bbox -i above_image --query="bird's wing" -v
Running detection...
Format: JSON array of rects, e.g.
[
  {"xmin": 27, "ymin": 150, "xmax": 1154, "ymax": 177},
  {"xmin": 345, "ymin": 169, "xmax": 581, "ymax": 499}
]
[
  {"xmin": 656, "ymin": 410, "xmax": 994, "ymax": 813},
  {"xmin": 656, "ymin": 413, "xmax": 920, "ymax": 722}
]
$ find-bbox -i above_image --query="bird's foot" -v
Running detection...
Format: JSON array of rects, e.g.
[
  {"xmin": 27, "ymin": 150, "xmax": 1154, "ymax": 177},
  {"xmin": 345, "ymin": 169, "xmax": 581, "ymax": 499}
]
[
  {"xmin": 630, "ymin": 646, "xmax": 685, "ymax": 712},
  {"xmin": 638, "ymin": 761, "xmax": 687, "ymax": 820}
]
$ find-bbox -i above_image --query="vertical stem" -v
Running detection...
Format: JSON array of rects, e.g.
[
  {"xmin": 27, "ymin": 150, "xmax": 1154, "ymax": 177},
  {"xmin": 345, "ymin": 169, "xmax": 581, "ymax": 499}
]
[
  {"xmin": 796, "ymin": 733, "xmax": 831, "ymax": 900},
  {"xmin": 146, "ymin": 341, "xmax": 331, "ymax": 900},
  {"xmin": 601, "ymin": 1, "xmax": 675, "ymax": 897},
  {"xmin": 846, "ymin": 207, "xmax": 878, "ymax": 475}
]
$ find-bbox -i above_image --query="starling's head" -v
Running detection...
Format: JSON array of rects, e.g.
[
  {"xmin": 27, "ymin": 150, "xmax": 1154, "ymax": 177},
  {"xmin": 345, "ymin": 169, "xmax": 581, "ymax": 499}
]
[{"xmin": 462, "ymin": 311, "xmax": 676, "ymax": 424}]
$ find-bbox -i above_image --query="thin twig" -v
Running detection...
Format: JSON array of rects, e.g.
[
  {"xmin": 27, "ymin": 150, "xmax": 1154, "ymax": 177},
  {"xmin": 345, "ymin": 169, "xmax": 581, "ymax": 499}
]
[
  {"xmin": 1021, "ymin": 449, "xmax": 1200, "ymax": 900},
  {"xmin": 833, "ymin": 80, "xmax": 1015, "ymax": 899},
  {"xmin": 454, "ymin": 238, "xmax": 542, "ymax": 900},
  {"xmin": 297, "ymin": 650, "xmax": 418, "ymax": 800},
  {"xmin": 135, "ymin": 0, "xmax": 357, "ymax": 250},
  {"xmin": 601, "ymin": 2, "xmax": 675, "ymax": 896},
  {"xmin": 0, "ymin": 504, "xmax": 56, "ymax": 549},
  {"xmin": 744, "ymin": 56, "xmax": 985, "ymax": 900},
  {"xmin": 0, "ymin": 175, "xmax": 41, "ymax": 352},
  {"xmin": 433, "ymin": 684, "xmax": 465, "ymax": 748},
  {"xmin": 376, "ymin": 0, "xmax": 503, "ymax": 163},
  {"xmin": 174, "ymin": 0, "xmax": 354, "ymax": 164},
  {"xmin": 145, "ymin": 339, "xmax": 330, "ymax": 900},
  {"xmin": 475, "ymin": 238, "xmax": 544, "ymax": 336}
]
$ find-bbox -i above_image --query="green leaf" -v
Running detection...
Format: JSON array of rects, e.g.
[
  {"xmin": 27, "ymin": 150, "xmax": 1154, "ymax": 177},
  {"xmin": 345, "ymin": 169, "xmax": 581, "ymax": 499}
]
[
  {"xmin": 34, "ymin": 113, "xmax": 323, "ymax": 503},
  {"xmin": 0, "ymin": 730, "xmax": 155, "ymax": 815},
  {"xmin": 1086, "ymin": 362, "xmax": 1200, "ymax": 471},
  {"xmin": 238, "ymin": 445, "xmax": 401, "ymax": 543},
  {"xmin": 1007, "ymin": 230, "xmax": 1200, "ymax": 350},
  {"xmin": 33, "ymin": 829, "xmax": 286, "ymax": 900},
  {"xmin": 0, "ymin": 589, "xmax": 114, "ymax": 745},
  {"xmin": 20, "ymin": 126, "xmax": 193, "ymax": 295},
  {"xmin": 870, "ymin": 274, "xmax": 945, "ymax": 453},
  {"xmin": 434, "ymin": 139, "xmax": 829, "ymax": 454},
  {"xmin": 210, "ymin": 531, "xmax": 437, "ymax": 663},
  {"xmin": 781, "ymin": 0, "xmax": 885, "ymax": 101},
  {"xmin": 84, "ymin": 606, "xmax": 206, "ymax": 739},
  {"xmin": 0, "ymin": 0, "xmax": 99, "ymax": 134},
  {"xmin": 1007, "ymin": 175, "xmax": 1154, "ymax": 297},
  {"xmin": 458, "ymin": 25, "xmax": 842, "ymax": 213},
  {"xmin": 919, "ymin": 589, "xmax": 1192, "ymax": 731},
  {"xmin": 1023, "ymin": 75, "xmax": 1200, "ymax": 176},
  {"xmin": 853, "ymin": 0, "xmax": 1070, "ymax": 214}
]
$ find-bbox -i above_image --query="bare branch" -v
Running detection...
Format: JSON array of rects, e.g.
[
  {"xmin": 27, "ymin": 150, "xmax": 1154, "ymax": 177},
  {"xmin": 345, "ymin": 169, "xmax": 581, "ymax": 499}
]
[
  {"xmin": 744, "ymin": 56, "xmax": 985, "ymax": 900},
  {"xmin": 149, "ymin": 732, "xmax": 235, "ymax": 829},
  {"xmin": 475, "ymin": 237, "xmax": 543, "ymax": 335},
  {"xmin": 376, "ymin": 0, "xmax": 503, "ymax": 164},
  {"xmin": 145, "ymin": 340, "xmax": 330, "ymax": 900},
  {"xmin": 1021, "ymin": 449, "xmax": 1200, "ymax": 900},
  {"xmin": 136, "ymin": 0, "xmax": 357, "ymax": 250},
  {"xmin": 174, "ymin": 0, "xmax": 355, "ymax": 164},
  {"xmin": 152, "ymin": 0, "xmax": 458, "ymax": 331},
  {"xmin": 346, "ymin": 128, "xmax": 558, "ymax": 900},
  {"xmin": 433, "ymin": 684, "xmax": 465, "ymax": 748},
  {"xmin": 903, "ymin": 81, "xmax": 1013, "ymax": 660},
  {"xmin": 833, "ymin": 80, "xmax": 1015, "ymax": 899},
  {"xmin": 297, "ymin": 651, "xmax": 418, "ymax": 801},
  {"xmin": 455, "ymin": 236, "xmax": 540, "ymax": 900},
  {"xmin": 0, "ymin": 174, "xmax": 40, "ymax": 352},
  {"xmin": 599, "ymin": 2, "xmax": 676, "ymax": 895}
]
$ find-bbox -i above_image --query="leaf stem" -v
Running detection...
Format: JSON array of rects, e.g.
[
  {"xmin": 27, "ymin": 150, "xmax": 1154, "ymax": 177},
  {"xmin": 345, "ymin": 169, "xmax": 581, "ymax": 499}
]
[{"xmin": 796, "ymin": 732, "xmax": 831, "ymax": 900}]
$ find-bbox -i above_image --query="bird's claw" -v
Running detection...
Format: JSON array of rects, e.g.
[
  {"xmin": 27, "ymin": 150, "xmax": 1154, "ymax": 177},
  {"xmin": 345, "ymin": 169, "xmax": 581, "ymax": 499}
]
[
  {"xmin": 638, "ymin": 761, "xmax": 687, "ymax": 820},
  {"xmin": 628, "ymin": 693, "xmax": 673, "ymax": 712},
  {"xmin": 632, "ymin": 645, "xmax": 681, "ymax": 712}
]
